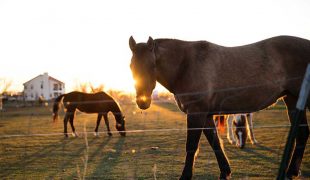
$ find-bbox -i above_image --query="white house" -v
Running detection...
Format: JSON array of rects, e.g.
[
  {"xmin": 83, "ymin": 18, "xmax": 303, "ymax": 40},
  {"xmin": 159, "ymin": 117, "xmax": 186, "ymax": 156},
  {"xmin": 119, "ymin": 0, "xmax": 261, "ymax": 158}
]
[{"xmin": 23, "ymin": 73, "xmax": 65, "ymax": 101}]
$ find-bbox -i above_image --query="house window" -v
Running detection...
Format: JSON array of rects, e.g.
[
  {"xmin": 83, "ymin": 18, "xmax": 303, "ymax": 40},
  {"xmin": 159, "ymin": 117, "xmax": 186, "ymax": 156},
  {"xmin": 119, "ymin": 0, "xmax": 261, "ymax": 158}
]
[
  {"xmin": 31, "ymin": 85, "xmax": 33, "ymax": 90},
  {"xmin": 41, "ymin": 82, "xmax": 43, "ymax": 89},
  {"xmin": 24, "ymin": 85, "xmax": 27, "ymax": 90},
  {"xmin": 31, "ymin": 93, "xmax": 33, "ymax": 98},
  {"xmin": 50, "ymin": 94, "xmax": 52, "ymax": 98},
  {"xmin": 59, "ymin": 83, "xmax": 62, "ymax": 90},
  {"xmin": 53, "ymin": 84, "xmax": 58, "ymax": 91}
]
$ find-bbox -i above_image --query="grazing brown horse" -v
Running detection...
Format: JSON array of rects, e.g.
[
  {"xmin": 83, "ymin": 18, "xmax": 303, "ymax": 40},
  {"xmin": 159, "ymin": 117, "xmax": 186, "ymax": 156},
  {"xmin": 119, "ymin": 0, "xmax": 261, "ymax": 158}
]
[
  {"xmin": 129, "ymin": 36, "xmax": 310, "ymax": 179},
  {"xmin": 53, "ymin": 91, "xmax": 126, "ymax": 137}
]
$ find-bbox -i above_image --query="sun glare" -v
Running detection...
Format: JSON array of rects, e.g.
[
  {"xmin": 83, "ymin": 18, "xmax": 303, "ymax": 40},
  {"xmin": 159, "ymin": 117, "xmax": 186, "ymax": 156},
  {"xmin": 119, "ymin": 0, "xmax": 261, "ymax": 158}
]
[{"xmin": 140, "ymin": 96, "xmax": 147, "ymax": 102}]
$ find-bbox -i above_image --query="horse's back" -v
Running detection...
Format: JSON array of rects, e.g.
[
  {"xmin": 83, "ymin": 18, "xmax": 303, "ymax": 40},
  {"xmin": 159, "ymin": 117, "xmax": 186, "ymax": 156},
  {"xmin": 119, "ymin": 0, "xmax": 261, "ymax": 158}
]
[
  {"xmin": 62, "ymin": 91, "xmax": 114, "ymax": 113},
  {"xmin": 172, "ymin": 36, "xmax": 310, "ymax": 113}
]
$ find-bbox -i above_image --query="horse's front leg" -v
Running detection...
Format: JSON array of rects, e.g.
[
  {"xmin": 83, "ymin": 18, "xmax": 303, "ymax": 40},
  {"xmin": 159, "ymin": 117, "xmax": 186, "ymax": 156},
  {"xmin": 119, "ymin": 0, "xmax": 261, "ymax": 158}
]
[
  {"xmin": 103, "ymin": 114, "xmax": 112, "ymax": 136},
  {"xmin": 68, "ymin": 112, "xmax": 78, "ymax": 137},
  {"xmin": 180, "ymin": 113, "xmax": 203, "ymax": 180},
  {"xmin": 226, "ymin": 115, "xmax": 236, "ymax": 145},
  {"xmin": 94, "ymin": 113, "xmax": 103, "ymax": 136},
  {"xmin": 203, "ymin": 115, "xmax": 231, "ymax": 179},
  {"xmin": 246, "ymin": 113, "xmax": 257, "ymax": 144}
]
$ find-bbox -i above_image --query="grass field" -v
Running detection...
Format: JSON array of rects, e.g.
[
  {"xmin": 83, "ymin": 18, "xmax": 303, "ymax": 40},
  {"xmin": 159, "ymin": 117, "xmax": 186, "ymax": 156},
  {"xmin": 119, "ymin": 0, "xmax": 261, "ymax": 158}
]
[{"xmin": 0, "ymin": 101, "xmax": 309, "ymax": 179}]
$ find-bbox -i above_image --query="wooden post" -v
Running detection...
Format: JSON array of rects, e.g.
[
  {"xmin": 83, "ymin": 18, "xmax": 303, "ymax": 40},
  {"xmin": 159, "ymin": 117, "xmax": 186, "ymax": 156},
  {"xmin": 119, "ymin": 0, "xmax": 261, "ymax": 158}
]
[{"xmin": 277, "ymin": 64, "xmax": 310, "ymax": 179}]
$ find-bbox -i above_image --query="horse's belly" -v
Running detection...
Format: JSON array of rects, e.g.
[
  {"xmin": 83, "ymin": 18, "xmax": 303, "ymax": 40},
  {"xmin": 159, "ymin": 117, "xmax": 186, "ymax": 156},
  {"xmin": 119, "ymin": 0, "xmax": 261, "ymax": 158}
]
[
  {"xmin": 211, "ymin": 88, "xmax": 283, "ymax": 113},
  {"xmin": 78, "ymin": 104, "xmax": 105, "ymax": 114}
]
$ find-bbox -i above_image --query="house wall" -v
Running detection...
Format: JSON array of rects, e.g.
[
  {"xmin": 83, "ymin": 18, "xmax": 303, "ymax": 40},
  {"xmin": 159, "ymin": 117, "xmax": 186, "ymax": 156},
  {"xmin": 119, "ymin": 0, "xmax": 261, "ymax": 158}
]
[{"xmin": 23, "ymin": 73, "xmax": 65, "ymax": 101}]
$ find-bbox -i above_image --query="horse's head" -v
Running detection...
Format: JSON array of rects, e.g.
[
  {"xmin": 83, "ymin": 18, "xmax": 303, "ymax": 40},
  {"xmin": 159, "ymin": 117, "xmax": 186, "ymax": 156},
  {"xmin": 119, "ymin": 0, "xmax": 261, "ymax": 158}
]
[
  {"xmin": 129, "ymin": 36, "xmax": 157, "ymax": 110},
  {"xmin": 233, "ymin": 115, "xmax": 248, "ymax": 149},
  {"xmin": 115, "ymin": 114, "xmax": 126, "ymax": 136}
]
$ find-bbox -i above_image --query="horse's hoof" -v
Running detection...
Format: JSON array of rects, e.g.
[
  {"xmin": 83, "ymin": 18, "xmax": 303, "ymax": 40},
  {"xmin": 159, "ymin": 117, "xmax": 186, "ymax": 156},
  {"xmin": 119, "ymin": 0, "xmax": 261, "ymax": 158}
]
[
  {"xmin": 219, "ymin": 172, "xmax": 231, "ymax": 179},
  {"xmin": 251, "ymin": 140, "xmax": 258, "ymax": 145},
  {"xmin": 94, "ymin": 132, "xmax": 99, "ymax": 137},
  {"xmin": 286, "ymin": 170, "xmax": 301, "ymax": 179},
  {"xmin": 108, "ymin": 132, "xmax": 113, "ymax": 136},
  {"xmin": 72, "ymin": 132, "xmax": 78, "ymax": 137},
  {"xmin": 228, "ymin": 140, "xmax": 235, "ymax": 145},
  {"xmin": 179, "ymin": 172, "xmax": 192, "ymax": 180},
  {"xmin": 179, "ymin": 175, "xmax": 192, "ymax": 180}
]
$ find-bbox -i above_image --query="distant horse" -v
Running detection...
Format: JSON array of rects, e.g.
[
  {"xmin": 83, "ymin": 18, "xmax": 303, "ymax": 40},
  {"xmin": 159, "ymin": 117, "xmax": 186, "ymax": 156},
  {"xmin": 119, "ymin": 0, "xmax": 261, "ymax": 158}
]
[
  {"xmin": 227, "ymin": 113, "xmax": 257, "ymax": 148},
  {"xmin": 129, "ymin": 36, "xmax": 310, "ymax": 179},
  {"xmin": 53, "ymin": 91, "xmax": 126, "ymax": 137},
  {"xmin": 215, "ymin": 114, "xmax": 257, "ymax": 149}
]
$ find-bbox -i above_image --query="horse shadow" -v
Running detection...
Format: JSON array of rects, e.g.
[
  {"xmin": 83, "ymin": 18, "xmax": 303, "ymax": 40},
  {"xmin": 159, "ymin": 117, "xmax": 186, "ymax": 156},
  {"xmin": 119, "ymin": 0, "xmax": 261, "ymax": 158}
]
[
  {"xmin": 241, "ymin": 143, "xmax": 280, "ymax": 164},
  {"xmin": 87, "ymin": 137, "xmax": 125, "ymax": 179},
  {"xmin": 224, "ymin": 142, "xmax": 280, "ymax": 178},
  {"xmin": 46, "ymin": 136, "xmax": 99, "ymax": 179}
]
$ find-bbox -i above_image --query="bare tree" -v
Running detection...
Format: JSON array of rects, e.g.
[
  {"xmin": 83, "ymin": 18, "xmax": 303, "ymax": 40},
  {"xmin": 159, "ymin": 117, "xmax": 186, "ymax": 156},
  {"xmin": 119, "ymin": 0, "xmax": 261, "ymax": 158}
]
[
  {"xmin": 90, "ymin": 83, "xmax": 104, "ymax": 93},
  {"xmin": 0, "ymin": 78, "xmax": 12, "ymax": 110},
  {"xmin": 73, "ymin": 81, "xmax": 90, "ymax": 93},
  {"xmin": 73, "ymin": 81, "xmax": 105, "ymax": 93}
]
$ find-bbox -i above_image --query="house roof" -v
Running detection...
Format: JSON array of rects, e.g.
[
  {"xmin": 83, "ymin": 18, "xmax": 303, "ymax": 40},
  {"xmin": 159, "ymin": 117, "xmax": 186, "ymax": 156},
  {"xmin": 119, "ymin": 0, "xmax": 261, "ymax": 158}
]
[
  {"xmin": 23, "ymin": 73, "xmax": 65, "ymax": 85},
  {"xmin": 48, "ymin": 76, "xmax": 64, "ymax": 84}
]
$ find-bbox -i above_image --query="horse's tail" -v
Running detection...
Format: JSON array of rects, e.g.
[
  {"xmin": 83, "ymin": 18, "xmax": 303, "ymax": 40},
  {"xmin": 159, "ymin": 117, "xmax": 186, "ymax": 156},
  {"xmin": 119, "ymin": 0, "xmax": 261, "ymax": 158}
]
[{"xmin": 53, "ymin": 94, "xmax": 65, "ymax": 122}]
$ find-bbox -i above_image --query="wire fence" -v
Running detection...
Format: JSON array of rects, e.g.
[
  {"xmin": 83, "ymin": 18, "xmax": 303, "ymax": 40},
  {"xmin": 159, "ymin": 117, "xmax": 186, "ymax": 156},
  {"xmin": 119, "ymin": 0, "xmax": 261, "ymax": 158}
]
[{"xmin": 0, "ymin": 99, "xmax": 309, "ymax": 179}]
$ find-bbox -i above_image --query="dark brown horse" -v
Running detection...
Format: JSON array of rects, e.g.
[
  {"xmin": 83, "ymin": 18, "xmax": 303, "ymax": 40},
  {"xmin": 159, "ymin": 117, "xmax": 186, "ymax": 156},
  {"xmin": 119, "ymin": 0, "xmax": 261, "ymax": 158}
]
[
  {"xmin": 129, "ymin": 35, "xmax": 310, "ymax": 179},
  {"xmin": 53, "ymin": 91, "xmax": 126, "ymax": 137}
]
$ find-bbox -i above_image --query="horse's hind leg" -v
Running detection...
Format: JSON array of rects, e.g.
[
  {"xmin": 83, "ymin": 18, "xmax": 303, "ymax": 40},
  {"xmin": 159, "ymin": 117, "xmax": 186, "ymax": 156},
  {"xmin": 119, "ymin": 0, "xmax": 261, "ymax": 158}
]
[
  {"xmin": 94, "ymin": 113, "xmax": 103, "ymax": 136},
  {"xmin": 283, "ymin": 95, "xmax": 309, "ymax": 178},
  {"xmin": 63, "ymin": 112, "xmax": 70, "ymax": 137},
  {"xmin": 103, "ymin": 113, "xmax": 112, "ymax": 136},
  {"xmin": 203, "ymin": 115, "xmax": 231, "ymax": 179}
]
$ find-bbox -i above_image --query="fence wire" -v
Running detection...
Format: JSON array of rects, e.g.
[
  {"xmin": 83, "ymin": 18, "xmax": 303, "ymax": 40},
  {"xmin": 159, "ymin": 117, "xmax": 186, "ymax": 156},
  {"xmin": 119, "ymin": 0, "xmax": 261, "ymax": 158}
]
[{"xmin": 0, "ymin": 100, "xmax": 309, "ymax": 179}]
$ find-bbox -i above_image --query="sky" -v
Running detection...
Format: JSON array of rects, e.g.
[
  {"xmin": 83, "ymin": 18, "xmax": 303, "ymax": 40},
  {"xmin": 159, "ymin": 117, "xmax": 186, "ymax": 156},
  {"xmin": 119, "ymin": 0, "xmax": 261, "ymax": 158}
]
[{"xmin": 0, "ymin": 0, "xmax": 310, "ymax": 93}]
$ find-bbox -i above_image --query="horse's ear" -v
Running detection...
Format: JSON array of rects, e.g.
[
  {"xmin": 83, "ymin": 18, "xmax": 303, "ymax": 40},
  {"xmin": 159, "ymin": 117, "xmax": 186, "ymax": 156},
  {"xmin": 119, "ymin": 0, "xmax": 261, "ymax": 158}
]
[
  {"xmin": 129, "ymin": 36, "xmax": 136, "ymax": 51},
  {"xmin": 147, "ymin": 36, "xmax": 155, "ymax": 51}
]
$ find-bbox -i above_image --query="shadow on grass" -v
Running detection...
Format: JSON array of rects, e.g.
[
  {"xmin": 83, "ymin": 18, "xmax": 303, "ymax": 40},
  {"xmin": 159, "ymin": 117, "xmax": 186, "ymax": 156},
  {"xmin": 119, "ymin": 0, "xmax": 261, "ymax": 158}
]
[
  {"xmin": 225, "ymin": 143, "xmax": 280, "ymax": 178},
  {"xmin": 241, "ymin": 143, "xmax": 279, "ymax": 164},
  {"xmin": 0, "ymin": 137, "xmax": 77, "ymax": 178},
  {"xmin": 194, "ymin": 174, "xmax": 221, "ymax": 180},
  {"xmin": 88, "ymin": 137, "xmax": 126, "ymax": 179},
  {"xmin": 46, "ymin": 136, "xmax": 98, "ymax": 178}
]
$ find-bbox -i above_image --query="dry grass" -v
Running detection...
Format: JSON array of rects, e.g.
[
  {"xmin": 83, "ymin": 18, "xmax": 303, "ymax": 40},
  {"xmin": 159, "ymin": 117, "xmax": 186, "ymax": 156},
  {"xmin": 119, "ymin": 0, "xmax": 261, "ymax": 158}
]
[{"xmin": 0, "ymin": 102, "xmax": 309, "ymax": 179}]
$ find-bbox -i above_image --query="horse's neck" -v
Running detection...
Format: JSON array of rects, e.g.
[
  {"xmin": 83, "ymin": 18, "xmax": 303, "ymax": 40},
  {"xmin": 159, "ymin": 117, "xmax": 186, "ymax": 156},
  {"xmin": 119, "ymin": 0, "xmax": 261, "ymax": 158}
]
[
  {"xmin": 110, "ymin": 102, "xmax": 122, "ymax": 118},
  {"xmin": 109, "ymin": 101, "xmax": 120, "ymax": 113},
  {"xmin": 155, "ymin": 41, "xmax": 188, "ymax": 93}
]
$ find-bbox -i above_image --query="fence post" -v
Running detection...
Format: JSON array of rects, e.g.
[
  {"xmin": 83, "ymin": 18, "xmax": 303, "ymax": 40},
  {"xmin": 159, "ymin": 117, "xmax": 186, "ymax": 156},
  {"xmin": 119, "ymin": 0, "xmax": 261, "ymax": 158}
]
[{"xmin": 277, "ymin": 64, "xmax": 310, "ymax": 179}]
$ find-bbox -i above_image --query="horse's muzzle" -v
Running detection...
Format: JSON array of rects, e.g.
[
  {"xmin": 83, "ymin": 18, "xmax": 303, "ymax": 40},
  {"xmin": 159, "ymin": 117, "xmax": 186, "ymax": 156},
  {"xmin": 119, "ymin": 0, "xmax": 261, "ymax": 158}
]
[{"xmin": 136, "ymin": 96, "xmax": 151, "ymax": 110}]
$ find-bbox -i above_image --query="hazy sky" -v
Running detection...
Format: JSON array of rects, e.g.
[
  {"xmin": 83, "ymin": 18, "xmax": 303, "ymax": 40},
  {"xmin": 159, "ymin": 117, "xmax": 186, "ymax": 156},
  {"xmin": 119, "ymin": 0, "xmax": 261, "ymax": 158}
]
[{"xmin": 0, "ymin": 0, "xmax": 310, "ymax": 92}]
